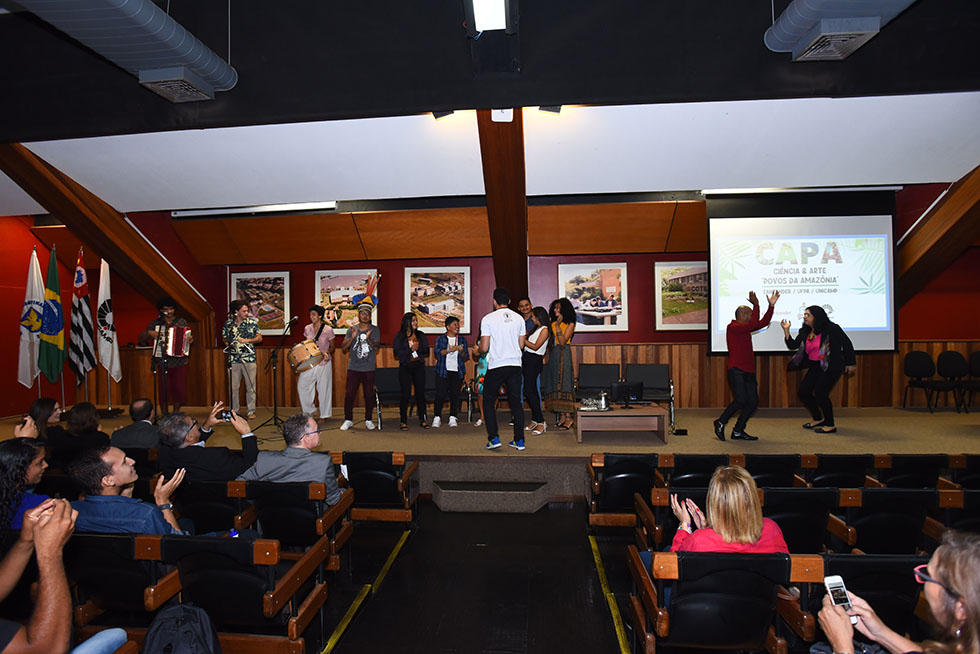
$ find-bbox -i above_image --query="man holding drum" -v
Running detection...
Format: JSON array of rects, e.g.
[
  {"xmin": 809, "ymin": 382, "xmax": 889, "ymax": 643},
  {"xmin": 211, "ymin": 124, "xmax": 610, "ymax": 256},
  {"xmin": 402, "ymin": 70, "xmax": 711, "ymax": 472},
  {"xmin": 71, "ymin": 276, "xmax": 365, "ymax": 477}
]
[
  {"xmin": 222, "ymin": 300, "xmax": 263, "ymax": 418},
  {"xmin": 298, "ymin": 305, "xmax": 336, "ymax": 419}
]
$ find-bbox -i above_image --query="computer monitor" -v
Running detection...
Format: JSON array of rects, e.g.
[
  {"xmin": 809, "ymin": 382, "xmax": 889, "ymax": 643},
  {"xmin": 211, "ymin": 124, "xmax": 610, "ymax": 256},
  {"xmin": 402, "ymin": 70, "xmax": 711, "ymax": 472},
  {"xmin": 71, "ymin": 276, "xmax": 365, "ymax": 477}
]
[{"xmin": 610, "ymin": 381, "xmax": 643, "ymax": 408}]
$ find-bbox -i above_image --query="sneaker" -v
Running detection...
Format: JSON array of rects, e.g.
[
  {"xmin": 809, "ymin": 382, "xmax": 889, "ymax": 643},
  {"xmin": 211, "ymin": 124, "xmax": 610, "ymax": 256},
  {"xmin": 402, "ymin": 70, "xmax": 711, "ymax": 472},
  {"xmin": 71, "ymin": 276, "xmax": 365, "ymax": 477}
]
[
  {"xmin": 486, "ymin": 437, "xmax": 501, "ymax": 450},
  {"xmin": 247, "ymin": 412, "xmax": 256, "ymax": 419},
  {"xmin": 448, "ymin": 416, "xmax": 458, "ymax": 428},
  {"xmin": 713, "ymin": 419, "xmax": 726, "ymax": 442},
  {"xmin": 731, "ymin": 430, "xmax": 758, "ymax": 441},
  {"xmin": 508, "ymin": 439, "xmax": 526, "ymax": 451},
  {"xmin": 508, "ymin": 419, "xmax": 515, "ymax": 427},
  {"xmin": 364, "ymin": 420, "xmax": 376, "ymax": 430},
  {"xmin": 431, "ymin": 416, "xmax": 441, "ymax": 428},
  {"xmin": 474, "ymin": 418, "xmax": 484, "ymax": 427},
  {"xmin": 339, "ymin": 420, "xmax": 354, "ymax": 431}
]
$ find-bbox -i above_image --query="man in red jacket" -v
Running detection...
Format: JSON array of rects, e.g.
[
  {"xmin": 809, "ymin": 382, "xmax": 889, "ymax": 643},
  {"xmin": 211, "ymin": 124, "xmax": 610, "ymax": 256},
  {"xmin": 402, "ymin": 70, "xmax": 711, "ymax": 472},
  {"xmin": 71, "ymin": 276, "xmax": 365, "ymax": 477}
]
[{"xmin": 714, "ymin": 290, "xmax": 779, "ymax": 441}]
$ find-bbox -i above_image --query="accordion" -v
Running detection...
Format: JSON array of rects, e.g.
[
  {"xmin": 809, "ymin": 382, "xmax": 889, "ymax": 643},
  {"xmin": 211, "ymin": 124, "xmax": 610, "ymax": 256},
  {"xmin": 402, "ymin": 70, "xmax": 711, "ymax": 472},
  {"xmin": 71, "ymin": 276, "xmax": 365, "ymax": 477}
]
[{"xmin": 162, "ymin": 325, "xmax": 191, "ymax": 358}]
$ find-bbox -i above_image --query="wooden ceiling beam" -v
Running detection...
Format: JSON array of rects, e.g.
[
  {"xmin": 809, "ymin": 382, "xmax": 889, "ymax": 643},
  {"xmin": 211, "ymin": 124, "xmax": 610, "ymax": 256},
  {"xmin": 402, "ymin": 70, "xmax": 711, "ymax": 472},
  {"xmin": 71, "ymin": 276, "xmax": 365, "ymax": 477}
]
[
  {"xmin": 476, "ymin": 109, "xmax": 528, "ymax": 300},
  {"xmin": 896, "ymin": 164, "xmax": 980, "ymax": 308},
  {"xmin": 0, "ymin": 143, "xmax": 214, "ymax": 344}
]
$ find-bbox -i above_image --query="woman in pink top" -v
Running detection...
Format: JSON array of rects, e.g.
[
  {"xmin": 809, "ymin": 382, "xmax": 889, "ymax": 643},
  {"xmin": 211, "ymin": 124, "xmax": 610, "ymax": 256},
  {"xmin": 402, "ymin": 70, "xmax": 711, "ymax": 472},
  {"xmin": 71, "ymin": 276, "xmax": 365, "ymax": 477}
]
[{"xmin": 669, "ymin": 465, "xmax": 788, "ymax": 553}]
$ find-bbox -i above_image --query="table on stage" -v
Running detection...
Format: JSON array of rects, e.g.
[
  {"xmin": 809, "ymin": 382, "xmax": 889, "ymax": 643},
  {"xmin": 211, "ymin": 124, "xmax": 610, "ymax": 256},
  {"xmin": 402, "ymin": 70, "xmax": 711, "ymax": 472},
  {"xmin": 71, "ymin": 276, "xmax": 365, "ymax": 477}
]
[{"xmin": 574, "ymin": 403, "xmax": 669, "ymax": 445}]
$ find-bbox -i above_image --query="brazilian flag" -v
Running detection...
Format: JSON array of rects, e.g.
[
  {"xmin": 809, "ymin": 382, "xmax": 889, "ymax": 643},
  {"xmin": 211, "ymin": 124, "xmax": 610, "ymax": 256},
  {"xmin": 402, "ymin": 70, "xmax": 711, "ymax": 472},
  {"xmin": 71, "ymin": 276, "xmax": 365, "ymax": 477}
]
[{"xmin": 39, "ymin": 247, "xmax": 66, "ymax": 383}]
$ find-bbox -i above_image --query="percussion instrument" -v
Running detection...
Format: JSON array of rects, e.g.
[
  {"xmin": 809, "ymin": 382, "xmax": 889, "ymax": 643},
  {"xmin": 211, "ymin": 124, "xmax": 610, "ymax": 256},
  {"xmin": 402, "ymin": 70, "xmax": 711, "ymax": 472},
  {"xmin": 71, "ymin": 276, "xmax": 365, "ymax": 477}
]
[
  {"xmin": 287, "ymin": 340, "xmax": 323, "ymax": 372},
  {"xmin": 160, "ymin": 325, "xmax": 191, "ymax": 358}
]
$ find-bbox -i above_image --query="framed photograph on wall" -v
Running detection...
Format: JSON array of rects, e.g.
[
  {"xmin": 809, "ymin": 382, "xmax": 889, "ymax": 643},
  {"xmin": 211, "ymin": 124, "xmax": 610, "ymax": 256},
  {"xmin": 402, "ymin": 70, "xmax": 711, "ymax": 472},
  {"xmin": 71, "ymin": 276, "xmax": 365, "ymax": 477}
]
[
  {"xmin": 655, "ymin": 261, "xmax": 708, "ymax": 330},
  {"xmin": 230, "ymin": 271, "xmax": 290, "ymax": 336},
  {"xmin": 314, "ymin": 269, "xmax": 380, "ymax": 329},
  {"xmin": 404, "ymin": 267, "xmax": 471, "ymax": 334},
  {"xmin": 557, "ymin": 262, "xmax": 628, "ymax": 332}
]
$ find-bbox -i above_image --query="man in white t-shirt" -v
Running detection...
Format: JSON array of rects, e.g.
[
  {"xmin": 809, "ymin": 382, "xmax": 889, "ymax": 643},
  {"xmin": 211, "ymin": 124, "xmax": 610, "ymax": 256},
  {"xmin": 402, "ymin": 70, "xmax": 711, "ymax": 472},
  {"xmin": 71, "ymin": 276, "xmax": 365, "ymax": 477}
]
[{"xmin": 479, "ymin": 287, "xmax": 527, "ymax": 451}]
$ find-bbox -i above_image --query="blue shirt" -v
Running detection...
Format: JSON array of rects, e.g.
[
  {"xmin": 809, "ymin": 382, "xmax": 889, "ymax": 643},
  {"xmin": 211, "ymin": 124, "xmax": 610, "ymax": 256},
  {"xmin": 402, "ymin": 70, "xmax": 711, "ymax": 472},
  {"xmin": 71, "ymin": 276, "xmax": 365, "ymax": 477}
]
[
  {"xmin": 71, "ymin": 495, "xmax": 180, "ymax": 535},
  {"xmin": 432, "ymin": 333, "xmax": 468, "ymax": 378}
]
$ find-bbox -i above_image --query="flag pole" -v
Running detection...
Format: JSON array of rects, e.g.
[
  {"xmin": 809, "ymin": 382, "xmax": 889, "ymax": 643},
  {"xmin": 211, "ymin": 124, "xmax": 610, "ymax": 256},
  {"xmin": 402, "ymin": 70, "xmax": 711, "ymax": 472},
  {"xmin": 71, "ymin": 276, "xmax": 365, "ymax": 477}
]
[
  {"xmin": 106, "ymin": 372, "xmax": 113, "ymax": 411},
  {"xmin": 60, "ymin": 376, "xmax": 65, "ymax": 408}
]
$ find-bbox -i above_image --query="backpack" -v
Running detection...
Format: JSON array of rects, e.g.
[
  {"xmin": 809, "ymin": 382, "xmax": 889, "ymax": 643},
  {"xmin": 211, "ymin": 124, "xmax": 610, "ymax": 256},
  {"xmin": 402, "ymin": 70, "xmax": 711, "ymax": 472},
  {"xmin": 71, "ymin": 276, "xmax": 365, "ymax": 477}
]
[{"xmin": 142, "ymin": 604, "xmax": 222, "ymax": 654}]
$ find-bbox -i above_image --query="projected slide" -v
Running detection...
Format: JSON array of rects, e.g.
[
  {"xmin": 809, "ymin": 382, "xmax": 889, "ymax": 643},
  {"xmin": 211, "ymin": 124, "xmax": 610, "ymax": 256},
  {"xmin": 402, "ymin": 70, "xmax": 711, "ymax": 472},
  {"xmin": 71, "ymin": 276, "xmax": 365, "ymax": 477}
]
[{"xmin": 709, "ymin": 215, "xmax": 894, "ymax": 353}]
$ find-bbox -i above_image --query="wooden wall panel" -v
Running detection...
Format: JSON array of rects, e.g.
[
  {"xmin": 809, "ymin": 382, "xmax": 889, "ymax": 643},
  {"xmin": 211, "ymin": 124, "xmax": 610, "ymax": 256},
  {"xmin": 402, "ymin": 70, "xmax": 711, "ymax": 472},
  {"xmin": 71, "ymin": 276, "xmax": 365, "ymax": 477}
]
[
  {"xmin": 172, "ymin": 220, "xmax": 243, "ymax": 265},
  {"xmin": 96, "ymin": 341, "xmax": 978, "ymax": 412},
  {"xmin": 355, "ymin": 208, "xmax": 491, "ymax": 260},
  {"xmin": 665, "ymin": 201, "xmax": 708, "ymax": 253},
  {"xmin": 528, "ymin": 202, "xmax": 675, "ymax": 255},
  {"xmin": 30, "ymin": 225, "xmax": 103, "ymax": 268}
]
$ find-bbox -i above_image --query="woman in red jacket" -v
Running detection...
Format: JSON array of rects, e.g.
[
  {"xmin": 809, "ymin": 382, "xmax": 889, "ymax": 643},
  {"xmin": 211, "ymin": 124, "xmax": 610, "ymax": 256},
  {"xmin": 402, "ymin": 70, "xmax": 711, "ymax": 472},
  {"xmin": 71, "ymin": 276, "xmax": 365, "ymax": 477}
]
[{"xmin": 670, "ymin": 465, "xmax": 788, "ymax": 553}]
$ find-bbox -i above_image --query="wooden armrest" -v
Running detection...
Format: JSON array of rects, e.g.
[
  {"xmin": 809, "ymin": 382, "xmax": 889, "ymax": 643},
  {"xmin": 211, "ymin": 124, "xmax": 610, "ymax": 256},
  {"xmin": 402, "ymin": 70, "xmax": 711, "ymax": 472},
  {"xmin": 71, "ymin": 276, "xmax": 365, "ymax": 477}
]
[
  {"xmin": 777, "ymin": 593, "xmax": 816, "ymax": 641},
  {"xmin": 766, "ymin": 624, "xmax": 788, "ymax": 654},
  {"xmin": 634, "ymin": 492, "xmax": 661, "ymax": 548},
  {"xmin": 793, "ymin": 474, "xmax": 808, "ymax": 487},
  {"xmin": 937, "ymin": 477, "xmax": 961, "ymax": 490},
  {"xmin": 234, "ymin": 504, "xmax": 257, "ymax": 530},
  {"xmin": 288, "ymin": 581, "xmax": 329, "ymax": 641},
  {"xmin": 627, "ymin": 545, "xmax": 661, "ymax": 634},
  {"xmin": 654, "ymin": 469, "xmax": 666, "ymax": 488},
  {"xmin": 264, "ymin": 534, "xmax": 330, "ymax": 617},
  {"xmin": 397, "ymin": 461, "xmax": 419, "ymax": 492},
  {"xmin": 144, "ymin": 568, "xmax": 182, "ymax": 611},
  {"xmin": 73, "ymin": 599, "xmax": 104, "ymax": 627},
  {"xmin": 864, "ymin": 475, "xmax": 884, "ymax": 488},
  {"xmin": 317, "ymin": 487, "xmax": 354, "ymax": 535},
  {"xmin": 827, "ymin": 514, "xmax": 856, "ymax": 546},
  {"xmin": 587, "ymin": 463, "xmax": 598, "ymax": 484},
  {"xmin": 113, "ymin": 642, "xmax": 140, "ymax": 654},
  {"xmin": 923, "ymin": 516, "xmax": 947, "ymax": 542}
]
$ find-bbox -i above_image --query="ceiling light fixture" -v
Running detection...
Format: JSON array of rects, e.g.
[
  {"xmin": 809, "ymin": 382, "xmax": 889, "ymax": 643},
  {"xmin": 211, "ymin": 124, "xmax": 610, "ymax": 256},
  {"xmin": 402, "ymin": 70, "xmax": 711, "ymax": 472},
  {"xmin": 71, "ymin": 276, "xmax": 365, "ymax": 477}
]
[
  {"xmin": 432, "ymin": 110, "xmax": 455, "ymax": 120},
  {"xmin": 171, "ymin": 201, "xmax": 337, "ymax": 219},
  {"xmin": 538, "ymin": 105, "xmax": 562, "ymax": 114}
]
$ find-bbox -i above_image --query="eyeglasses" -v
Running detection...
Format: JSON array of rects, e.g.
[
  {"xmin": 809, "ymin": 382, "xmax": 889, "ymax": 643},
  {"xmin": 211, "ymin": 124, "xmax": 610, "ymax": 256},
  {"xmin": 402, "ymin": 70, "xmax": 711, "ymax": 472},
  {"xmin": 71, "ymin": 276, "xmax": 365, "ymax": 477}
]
[
  {"xmin": 304, "ymin": 429, "xmax": 322, "ymax": 437},
  {"xmin": 183, "ymin": 419, "xmax": 198, "ymax": 439},
  {"xmin": 913, "ymin": 564, "xmax": 959, "ymax": 598}
]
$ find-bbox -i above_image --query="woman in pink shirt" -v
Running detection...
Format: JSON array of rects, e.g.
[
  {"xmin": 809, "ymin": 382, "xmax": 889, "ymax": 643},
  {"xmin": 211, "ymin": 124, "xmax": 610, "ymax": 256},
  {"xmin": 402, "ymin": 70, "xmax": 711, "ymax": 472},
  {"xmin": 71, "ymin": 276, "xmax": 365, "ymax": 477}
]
[{"xmin": 669, "ymin": 465, "xmax": 788, "ymax": 553}]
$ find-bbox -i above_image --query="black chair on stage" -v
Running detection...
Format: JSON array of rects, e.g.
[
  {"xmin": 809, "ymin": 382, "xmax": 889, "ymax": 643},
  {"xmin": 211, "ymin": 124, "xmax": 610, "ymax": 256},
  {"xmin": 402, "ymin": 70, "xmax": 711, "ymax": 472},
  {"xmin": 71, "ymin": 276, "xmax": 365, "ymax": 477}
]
[
  {"xmin": 423, "ymin": 365, "xmax": 474, "ymax": 422},
  {"xmin": 936, "ymin": 350, "xmax": 969, "ymax": 412},
  {"xmin": 808, "ymin": 454, "xmax": 874, "ymax": 488},
  {"xmin": 586, "ymin": 453, "xmax": 657, "ymax": 529},
  {"xmin": 574, "ymin": 363, "xmax": 620, "ymax": 401},
  {"xmin": 159, "ymin": 535, "xmax": 329, "ymax": 652},
  {"xmin": 964, "ymin": 351, "xmax": 980, "ymax": 409},
  {"xmin": 337, "ymin": 451, "xmax": 419, "ymax": 524},
  {"xmin": 902, "ymin": 351, "xmax": 940, "ymax": 411},
  {"xmin": 761, "ymin": 487, "xmax": 839, "ymax": 554},
  {"xmin": 876, "ymin": 454, "xmax": 948, "ymax": 489},
  {"xmin": 372, "ymin": 367, "xmax": 402, "ymax": 430},
  {"xmin": 244, "ymin": 481, "xmax": 354, "ymax": 570},
  {"xmin": 744, "ymin": 454, "xmax": 803, "ymax": 488},
  {"xmin": 627, "ymin": 548, "xmax": 819, "ymax": 654},
  {"xmin": 667, "ymin": 454, "xmax": 729, "ymax": 488},
  {"xmin": 625, "ymin": 363, "xmax": 675, "ymax": 423}
]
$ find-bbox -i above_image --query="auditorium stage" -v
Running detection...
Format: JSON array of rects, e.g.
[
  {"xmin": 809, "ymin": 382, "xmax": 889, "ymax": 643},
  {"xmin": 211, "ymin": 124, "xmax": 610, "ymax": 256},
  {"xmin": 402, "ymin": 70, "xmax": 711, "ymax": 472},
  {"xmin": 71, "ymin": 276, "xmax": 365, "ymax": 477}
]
[{"xmin": 9, "ymin": 406, "xmax": 976, "ymax": 458}]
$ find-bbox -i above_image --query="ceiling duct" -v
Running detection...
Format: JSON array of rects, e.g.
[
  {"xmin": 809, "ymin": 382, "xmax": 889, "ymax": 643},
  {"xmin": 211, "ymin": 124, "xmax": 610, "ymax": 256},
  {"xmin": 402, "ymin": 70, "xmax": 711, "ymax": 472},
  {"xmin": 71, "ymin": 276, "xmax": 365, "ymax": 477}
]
[
  {"xmin": 764, "ymin": 0, "xmax": 917, "ymax": 61},
  {"xmin": 16, "ymin": 0, "xmax": 237, "ymax": 102}
]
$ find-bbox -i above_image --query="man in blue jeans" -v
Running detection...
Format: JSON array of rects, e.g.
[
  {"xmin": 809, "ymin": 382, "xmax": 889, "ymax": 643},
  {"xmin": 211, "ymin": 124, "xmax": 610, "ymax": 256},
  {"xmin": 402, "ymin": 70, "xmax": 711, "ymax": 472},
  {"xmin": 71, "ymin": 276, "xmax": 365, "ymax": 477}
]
[
  {"xmin": 714, "ymin": 290, "xmax": 780, "ymax": 441},
  {"xmin": 480, "ymin": 288, "xmax": 527, "ymax": 451}
]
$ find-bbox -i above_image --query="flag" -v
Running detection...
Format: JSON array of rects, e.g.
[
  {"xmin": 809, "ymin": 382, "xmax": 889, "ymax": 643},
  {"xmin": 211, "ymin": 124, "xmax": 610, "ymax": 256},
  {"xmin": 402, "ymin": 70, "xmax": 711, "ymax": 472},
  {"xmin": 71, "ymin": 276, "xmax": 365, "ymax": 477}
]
[
  {"xmin": 17, "ymin": 248, "xmax": 44, "ymax": 387},
  {"xmin": 96, "ymin": 259, "xmax": 122, "ymax": 382},
  {"xmin": 68, "ymin": 248, "xmax": 97, "ymax": 383},
  {"xmin": 38, "ymin": 246, "xmax": 66, "ymax": 383}
]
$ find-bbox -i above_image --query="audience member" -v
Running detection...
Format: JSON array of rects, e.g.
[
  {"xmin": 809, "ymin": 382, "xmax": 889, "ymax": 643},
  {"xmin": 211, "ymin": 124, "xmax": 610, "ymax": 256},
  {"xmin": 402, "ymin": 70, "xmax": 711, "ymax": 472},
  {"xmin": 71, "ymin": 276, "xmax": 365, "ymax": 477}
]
[
  {"xmin": 522, "ymin": 307, "xmax": 550, "ymax": 435},
  {"xmin": 432, "ymin": 316, "xmax": 468, "ymax": 429},
  {"xmin": 669, "ymin": 465, "xmax": 788, "ymax": 553},
  {"xmin": 340, "ymin": 303, "xmax": 381, "ymax": 431},
  {"xmin": 818, "ymin": 529, "xmax": 978, "ymax": 654},
  {"xmin": 46, "ymin": 403, "xmax": 110, "ymax": 470},
  {"xmin": 28, "ymin": 398, "xmax": 65, "ymax": 442},
  {"xmin": 69, "ymin": 446, "xmax": 186, "ymax": 535},
  {"xmin": 0, "ymin": 438, "xmax": 49, "ymax": 533},
  {"xmin": 237, "ymin": 413, "xmax": 342, "ymax": 505},
  {"xmin": 12, "ymin": 417, "xmax": 38, "ymax": 440},
  {"xmin": 157, "ymin": 403, "xmax": 257, "ymax": 481},
  {"xmin": 542, "ymin": 298, "xmax": 576, "ymax": 431},
  {"xmin": 479, "ymin": 287, "xmax": 526, "ymax": 451},
  {"xmin": 393, "ymin": 312, "xmax": 430, "ymax": 430},
  {"xmin": 110, "ymin": 398, "xmax": 159, "ymax": 449}
]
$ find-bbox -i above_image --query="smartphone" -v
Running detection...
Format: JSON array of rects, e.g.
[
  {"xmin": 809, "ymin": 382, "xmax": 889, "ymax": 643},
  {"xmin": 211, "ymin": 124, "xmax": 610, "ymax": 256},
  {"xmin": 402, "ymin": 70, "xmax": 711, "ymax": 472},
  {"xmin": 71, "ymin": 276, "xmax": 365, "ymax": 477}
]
[
  {"xmin": 218, "ymin": 409, "xmax": 233, "ymax": 421},
  {"xmin": 824, "ymin": 575, "xmax": 859, "ymax": 624}
]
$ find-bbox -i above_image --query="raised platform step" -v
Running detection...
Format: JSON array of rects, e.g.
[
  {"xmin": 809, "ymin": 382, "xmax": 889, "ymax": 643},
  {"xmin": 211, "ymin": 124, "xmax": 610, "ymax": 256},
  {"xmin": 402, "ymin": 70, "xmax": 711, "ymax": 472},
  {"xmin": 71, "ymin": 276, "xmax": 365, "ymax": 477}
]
[{"xmin": 432, "ymin": 480, "xmax": 549, "ymax": 513}]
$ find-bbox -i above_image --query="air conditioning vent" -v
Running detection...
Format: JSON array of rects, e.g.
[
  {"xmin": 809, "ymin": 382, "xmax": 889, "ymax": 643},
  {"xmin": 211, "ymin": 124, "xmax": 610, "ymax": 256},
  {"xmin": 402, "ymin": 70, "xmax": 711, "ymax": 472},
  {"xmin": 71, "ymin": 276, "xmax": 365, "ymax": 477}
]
[
  {"xmin": 794, "ymin": 30, "xmax": 879, "ymax": 61},
  {"xmin": 139, "ymin": 67, "xmax": 215, "ymax": 103}
]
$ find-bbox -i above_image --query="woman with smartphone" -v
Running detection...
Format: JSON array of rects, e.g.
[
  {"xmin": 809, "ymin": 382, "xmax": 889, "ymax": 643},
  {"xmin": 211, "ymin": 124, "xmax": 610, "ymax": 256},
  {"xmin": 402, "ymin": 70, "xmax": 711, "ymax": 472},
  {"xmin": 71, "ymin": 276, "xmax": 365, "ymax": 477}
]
[
  {"xmin": 818, "ymin": 529, "xmax": 979, "ymax": 654},
  {"xmin": 669, "ymin": 465, "xmax": 788, "ymax": 553}
]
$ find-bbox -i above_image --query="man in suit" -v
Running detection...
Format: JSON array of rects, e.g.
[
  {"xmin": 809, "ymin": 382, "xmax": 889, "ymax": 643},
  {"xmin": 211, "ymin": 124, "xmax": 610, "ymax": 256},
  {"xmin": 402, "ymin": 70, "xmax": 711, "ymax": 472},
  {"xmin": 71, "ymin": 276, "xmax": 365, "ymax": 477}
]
[
  {"xmin": 157, "ymin": 402, "xmax": 258, "ymax": 481},
  {"xmin": 236, "ymin": 412, "xmax": 342, "ymax": 505},
  {"xmin": 110, "ymin": 398, "xmax": 159, "ymax": 449}
]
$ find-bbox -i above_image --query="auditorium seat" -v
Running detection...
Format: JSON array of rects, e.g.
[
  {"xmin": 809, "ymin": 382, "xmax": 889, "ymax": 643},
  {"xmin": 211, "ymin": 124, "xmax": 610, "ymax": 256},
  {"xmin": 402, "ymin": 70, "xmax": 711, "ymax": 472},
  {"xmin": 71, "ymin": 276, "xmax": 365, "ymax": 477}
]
[
  {"xmin": 663, "ymin": 453, "xmax": 728, "ymax": 488},
  {"xmin": 159, "ymin": 535, "xmax": 328, "ymax": 652},
  {"xmin": 244, "ymin": 482, "xmax": 353, "ymax": 569},
  {"xmin": 334, "ymin": 451, "xmax": 419, "ymax": 524},
  {"xmin": 586, "ymin": 453, "xmax": 657, "ymax": 529},
  {"xmin": 627, "ymin": 547, "xmax": 822, "ymax": 654},
  {"xmin": 171, "ymin": 480, "xmax": 252, "ymax": 535},
  {"xmin": 743, "ymin": 454, "xmax": 804, "ymax": 488},
  {"xmin": 836, "ymin": 488, "xmax": 937, "ymax": 554},
  {"xmin": 951, "ymin": 454, "xmax": 980, "ymax": 489},
  {"xmin": 760, "ymin": 487, "xmax": 839, "ymax": 554},
  {"xmin": 873, "ymin": 454, "xmax": 948, "ymax": 489},
  {"xmin": 807, "ymin": 454, "xmax": 874, "ymax": 488}
]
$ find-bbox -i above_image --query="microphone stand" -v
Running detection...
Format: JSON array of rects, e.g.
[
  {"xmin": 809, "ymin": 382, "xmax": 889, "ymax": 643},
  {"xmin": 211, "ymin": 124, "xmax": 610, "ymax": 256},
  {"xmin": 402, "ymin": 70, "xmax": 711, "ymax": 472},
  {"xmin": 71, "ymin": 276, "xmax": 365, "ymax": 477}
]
[{"xmin": 258, "ymin": 318, "xmax": 294, "ymax": 430}]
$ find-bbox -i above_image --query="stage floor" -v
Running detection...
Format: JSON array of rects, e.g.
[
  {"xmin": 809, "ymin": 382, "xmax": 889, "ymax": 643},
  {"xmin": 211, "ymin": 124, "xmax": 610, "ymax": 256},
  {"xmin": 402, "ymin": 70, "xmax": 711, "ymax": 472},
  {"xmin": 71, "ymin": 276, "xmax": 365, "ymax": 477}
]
[{"xmin": 8, "ymin": 406, "xmax": 977, "ymax": 458}]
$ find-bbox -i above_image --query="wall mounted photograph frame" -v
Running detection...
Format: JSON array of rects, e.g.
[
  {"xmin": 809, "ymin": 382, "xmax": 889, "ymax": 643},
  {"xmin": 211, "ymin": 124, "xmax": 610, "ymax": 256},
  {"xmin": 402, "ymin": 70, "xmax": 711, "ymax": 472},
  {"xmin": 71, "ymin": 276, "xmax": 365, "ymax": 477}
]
[
  {"xmin": 230, "ymin": 271, "xmax": 290, "ymax": 336},
  {"xmin": 404, "ymin": 266, "xmax": 471, "ymax": 334},
  {"xmin": 314, "ymin": 269, "xmax": 379, "ymax": 329},
  {"xmin": 655, "ymin": 261, "xmax": 708, "ymax": 330},
  {"xmin": 557, "ymin": 262, "xmax": 628, "ymax": 332}
]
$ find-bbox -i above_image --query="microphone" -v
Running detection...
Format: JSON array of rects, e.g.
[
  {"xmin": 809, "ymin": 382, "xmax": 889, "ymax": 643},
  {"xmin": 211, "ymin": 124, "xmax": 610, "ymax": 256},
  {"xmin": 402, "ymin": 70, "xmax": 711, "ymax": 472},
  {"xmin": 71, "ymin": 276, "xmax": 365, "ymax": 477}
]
[{"xmin": 287, "ymin": 316, "xmax": 299, "ymax": 325}]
